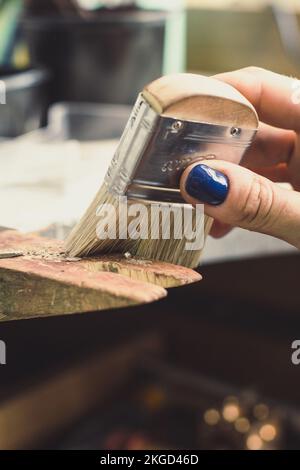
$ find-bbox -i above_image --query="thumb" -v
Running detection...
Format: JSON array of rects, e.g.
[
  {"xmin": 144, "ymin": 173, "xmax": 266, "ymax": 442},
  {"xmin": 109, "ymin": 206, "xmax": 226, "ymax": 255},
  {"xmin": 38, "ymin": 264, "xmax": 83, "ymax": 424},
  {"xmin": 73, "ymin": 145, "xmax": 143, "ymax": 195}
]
[{"xmin": 180, "ymin": 159, "xmax": 300, "ymax": 249}]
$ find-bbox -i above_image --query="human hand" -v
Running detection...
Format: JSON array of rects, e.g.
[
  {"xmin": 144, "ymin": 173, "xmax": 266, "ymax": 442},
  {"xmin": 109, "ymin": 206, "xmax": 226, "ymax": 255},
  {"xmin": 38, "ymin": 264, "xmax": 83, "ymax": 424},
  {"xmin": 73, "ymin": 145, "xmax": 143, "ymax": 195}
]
[{"xmin": 180, "ymin": 67, "xmax": 300, "ymax": 248}]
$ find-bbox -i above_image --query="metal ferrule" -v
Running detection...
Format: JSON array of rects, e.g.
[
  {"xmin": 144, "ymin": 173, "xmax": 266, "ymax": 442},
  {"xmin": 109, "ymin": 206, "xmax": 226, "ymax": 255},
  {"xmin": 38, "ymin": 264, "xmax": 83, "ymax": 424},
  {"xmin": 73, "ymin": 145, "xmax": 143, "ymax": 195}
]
[{"xmin": 104, "ymin": 93, "xmax": 257, "ymax": 203}]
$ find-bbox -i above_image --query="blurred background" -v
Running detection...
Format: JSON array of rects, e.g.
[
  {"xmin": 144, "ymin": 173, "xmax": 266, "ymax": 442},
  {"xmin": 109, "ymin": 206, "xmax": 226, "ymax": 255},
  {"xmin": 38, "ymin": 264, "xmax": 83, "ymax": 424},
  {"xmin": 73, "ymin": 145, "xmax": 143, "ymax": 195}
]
[{"xmin": 1, "ymin": 0, "xmax": 300, "ymax": 451}]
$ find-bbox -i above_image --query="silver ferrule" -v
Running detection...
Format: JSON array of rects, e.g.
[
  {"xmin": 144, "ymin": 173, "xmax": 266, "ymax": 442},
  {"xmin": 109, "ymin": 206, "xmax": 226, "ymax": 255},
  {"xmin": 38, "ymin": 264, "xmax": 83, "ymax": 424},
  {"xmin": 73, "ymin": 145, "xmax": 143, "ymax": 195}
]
[{"xmin": 104, "ymin": 93, "xmax": 257, "ymax": 203}]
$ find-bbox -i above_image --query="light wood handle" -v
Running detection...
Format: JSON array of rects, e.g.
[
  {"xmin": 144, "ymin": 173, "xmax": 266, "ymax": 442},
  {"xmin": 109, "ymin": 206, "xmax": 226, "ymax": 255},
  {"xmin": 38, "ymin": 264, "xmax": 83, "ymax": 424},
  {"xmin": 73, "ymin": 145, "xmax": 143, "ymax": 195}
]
[{"xmin": 143, "ymin": 73, "xmax": 258, "ymax": 129}]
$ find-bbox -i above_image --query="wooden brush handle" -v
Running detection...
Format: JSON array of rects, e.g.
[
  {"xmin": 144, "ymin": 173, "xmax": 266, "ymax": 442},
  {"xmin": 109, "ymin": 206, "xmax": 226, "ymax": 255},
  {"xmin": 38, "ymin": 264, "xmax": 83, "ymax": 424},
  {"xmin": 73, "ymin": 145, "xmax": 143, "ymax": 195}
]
[
  {"xmin": 143, "ymin": 73, "xmax": 258, "ymax": 131},
  {"xmin": 142, "ymin": 73, "xmax": 258, "ymax": 265}
]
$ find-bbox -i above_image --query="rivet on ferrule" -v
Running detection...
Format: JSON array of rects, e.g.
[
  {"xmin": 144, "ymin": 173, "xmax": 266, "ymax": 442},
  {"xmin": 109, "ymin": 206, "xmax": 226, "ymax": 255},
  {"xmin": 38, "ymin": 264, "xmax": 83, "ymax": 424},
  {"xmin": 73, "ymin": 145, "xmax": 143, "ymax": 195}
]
[{"xmin": 230, "ymin": 127, "xmax": 242, "ymax": 137}]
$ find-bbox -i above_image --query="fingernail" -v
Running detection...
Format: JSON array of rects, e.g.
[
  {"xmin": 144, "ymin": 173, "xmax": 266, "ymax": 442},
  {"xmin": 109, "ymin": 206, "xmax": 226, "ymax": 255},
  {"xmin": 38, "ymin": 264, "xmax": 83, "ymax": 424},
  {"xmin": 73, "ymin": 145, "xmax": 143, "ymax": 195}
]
[{"xmin": 185, "ymin": 164, "xmax": 229, "ymax": 205}]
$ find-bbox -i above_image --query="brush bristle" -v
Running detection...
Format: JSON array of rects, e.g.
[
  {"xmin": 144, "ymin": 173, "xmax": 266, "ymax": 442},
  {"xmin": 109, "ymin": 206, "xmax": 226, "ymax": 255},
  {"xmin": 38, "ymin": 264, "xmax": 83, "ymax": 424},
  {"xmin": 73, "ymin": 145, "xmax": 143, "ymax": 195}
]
[{"xmin": 65, "ymin": 185, "xmax": 212, "ymax": 268}]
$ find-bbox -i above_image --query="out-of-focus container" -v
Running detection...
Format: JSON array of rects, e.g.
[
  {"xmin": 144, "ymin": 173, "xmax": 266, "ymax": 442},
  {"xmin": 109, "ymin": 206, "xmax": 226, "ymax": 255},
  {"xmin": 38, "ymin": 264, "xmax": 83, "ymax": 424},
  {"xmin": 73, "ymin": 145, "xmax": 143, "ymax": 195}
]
[
  {"xmin": 45, "ymin": 102, "xmax": 131, "ymax": 141},
  {"xmin": 0, "ymin": 67, "xmax": 49, "ymax": 138},
  {"xmin": 20, "ymin": 101, "xmax": 131, "ymax": 142},
  {"xmin": 21, "ymin": 9, "xmax": 167, "ymax": 105}
]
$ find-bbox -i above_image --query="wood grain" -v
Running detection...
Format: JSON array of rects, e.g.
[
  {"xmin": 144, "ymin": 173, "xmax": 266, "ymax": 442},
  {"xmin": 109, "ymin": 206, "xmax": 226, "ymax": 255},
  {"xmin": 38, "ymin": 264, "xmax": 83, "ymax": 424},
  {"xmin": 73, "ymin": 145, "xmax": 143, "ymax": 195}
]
[
  {"xmin": 0, "ymin": 230, "xmax": 201, "ymax": 321},
  {"xmin": 143, "ymin": 73, "xmax": 259, "ymax": 127}
]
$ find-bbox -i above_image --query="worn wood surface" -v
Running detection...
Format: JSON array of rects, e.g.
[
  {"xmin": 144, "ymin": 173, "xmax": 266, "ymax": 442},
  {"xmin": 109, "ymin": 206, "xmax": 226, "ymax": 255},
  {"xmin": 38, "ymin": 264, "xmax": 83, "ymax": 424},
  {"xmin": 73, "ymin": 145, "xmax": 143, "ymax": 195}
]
[{"xmin": 0, "ymin": 230, "xmax": 201, "ymax": 321}]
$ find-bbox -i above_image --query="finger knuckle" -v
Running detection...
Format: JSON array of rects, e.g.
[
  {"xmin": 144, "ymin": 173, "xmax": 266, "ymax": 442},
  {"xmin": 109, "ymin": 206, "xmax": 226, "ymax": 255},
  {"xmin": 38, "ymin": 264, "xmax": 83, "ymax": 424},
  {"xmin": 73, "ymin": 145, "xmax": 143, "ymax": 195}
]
[
  {"xmin": 242, "ymin": 66, "xmax": 266, "ymax": 75},
  {"xmin": 237, "ymin": 176, "xmax": 275, "ymax": 231}
]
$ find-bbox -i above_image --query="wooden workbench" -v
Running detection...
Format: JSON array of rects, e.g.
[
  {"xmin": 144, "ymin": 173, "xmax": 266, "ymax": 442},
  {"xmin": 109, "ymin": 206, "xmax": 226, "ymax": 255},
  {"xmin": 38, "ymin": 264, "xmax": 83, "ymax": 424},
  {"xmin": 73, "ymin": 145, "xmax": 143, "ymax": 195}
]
[{"xmin": 0, "ymin": 230, "xmax": 201, "ymax": 321}]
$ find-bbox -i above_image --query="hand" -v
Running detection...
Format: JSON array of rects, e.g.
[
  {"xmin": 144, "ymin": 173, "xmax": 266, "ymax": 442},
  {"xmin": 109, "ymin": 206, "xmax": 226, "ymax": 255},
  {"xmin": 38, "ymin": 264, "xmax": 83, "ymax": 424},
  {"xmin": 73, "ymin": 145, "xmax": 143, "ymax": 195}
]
[{"xmin": 180, "ymin": 67, "xmax": 300, "ymax": 249}]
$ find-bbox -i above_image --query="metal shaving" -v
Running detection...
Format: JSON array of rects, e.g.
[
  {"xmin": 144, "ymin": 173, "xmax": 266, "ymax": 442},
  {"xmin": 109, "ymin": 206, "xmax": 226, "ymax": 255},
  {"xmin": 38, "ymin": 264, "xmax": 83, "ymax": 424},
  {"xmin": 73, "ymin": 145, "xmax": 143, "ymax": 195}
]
[
  {"xmin": 123, "ymin": 252, "xmax": 152, "ymax": 266},
  {"xmin": 24, "ymin": 249, "xmax": 82, "ymax": 263}
]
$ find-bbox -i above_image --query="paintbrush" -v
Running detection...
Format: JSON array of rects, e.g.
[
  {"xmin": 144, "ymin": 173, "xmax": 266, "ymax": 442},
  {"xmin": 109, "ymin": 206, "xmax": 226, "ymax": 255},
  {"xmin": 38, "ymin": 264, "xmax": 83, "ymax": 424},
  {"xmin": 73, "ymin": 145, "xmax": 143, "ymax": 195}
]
[{"xmin": 65, "ymin": 73, "xmax": 258, "ymax": 268}]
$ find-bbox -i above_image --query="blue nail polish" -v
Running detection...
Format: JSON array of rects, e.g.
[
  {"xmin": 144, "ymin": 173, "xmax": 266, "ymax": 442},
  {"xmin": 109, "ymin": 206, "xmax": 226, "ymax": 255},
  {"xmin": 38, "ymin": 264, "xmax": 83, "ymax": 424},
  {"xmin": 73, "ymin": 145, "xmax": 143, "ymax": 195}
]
[{"xmin": 185, "ymin": 164, "xmax": 229, "ymax": 205}]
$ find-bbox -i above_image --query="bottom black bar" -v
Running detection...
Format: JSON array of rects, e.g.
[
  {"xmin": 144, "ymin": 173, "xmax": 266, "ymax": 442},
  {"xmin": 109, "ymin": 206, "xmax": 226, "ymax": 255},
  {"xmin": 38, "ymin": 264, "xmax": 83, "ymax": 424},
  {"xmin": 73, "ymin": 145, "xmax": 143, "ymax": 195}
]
[{"xmin": 0, "ymin": 450, "xmax": 295, "ymax": 466}]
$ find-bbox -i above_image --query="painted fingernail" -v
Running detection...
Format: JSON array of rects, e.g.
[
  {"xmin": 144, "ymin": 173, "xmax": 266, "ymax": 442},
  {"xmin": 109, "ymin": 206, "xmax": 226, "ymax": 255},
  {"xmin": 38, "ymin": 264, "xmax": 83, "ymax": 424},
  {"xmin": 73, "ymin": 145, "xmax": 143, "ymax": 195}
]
[{"xmin": 185, "ymin": 164, "xmax": 229, "ymax": 205}]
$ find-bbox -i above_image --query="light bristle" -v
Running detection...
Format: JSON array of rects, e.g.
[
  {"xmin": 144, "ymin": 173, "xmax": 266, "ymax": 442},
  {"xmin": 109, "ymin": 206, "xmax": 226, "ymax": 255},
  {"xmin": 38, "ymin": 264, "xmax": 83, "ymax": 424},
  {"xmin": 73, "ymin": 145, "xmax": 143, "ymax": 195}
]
[{"xmin": 65, "ymin": 184, "xmax": 212, "ymax": 268}]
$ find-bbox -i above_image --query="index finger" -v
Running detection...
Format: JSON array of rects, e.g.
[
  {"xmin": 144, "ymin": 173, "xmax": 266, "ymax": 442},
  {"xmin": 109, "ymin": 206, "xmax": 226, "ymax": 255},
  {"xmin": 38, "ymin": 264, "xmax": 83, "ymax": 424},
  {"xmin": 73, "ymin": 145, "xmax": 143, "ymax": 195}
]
[{"xmin": 214, "ymin": 67, "xmax": 300, "ymax": 131}]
